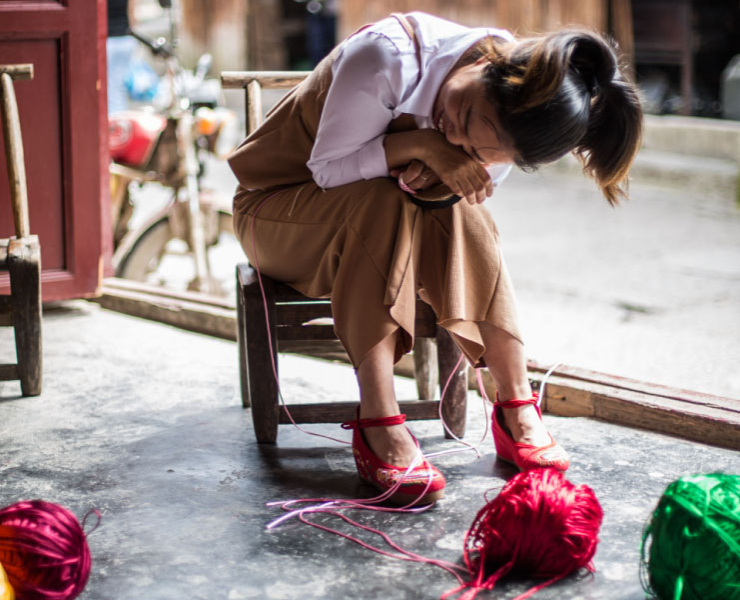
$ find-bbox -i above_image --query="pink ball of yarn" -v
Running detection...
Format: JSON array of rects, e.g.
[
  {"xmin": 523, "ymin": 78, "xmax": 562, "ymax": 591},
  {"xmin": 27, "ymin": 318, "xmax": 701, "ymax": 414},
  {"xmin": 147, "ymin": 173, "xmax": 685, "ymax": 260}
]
[
  {"xmin": 0, "ymin": 500, "xmax": 96, "ymax": 600},
  {"xmin": 454, "ymin": 468, "xmax": 603, "ymax": 599}
]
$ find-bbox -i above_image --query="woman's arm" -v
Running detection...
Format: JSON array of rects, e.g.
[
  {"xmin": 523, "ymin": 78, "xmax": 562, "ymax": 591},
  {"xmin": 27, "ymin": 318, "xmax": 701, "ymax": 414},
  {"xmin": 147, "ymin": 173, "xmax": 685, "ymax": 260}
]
[{"xmin": 307, "ymin": 35, "xmax": 404, "ymax": 189}]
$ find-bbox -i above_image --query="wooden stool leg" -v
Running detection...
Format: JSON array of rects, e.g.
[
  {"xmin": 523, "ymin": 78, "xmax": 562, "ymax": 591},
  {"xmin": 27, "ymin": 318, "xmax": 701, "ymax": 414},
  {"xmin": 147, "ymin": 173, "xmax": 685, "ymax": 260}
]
[
  {"xmin": 243, "ymin": 273, "xmax": 279, "ymax": 443},
  {"xmin": 413, "ymin": 337, "xmax": 437, "ymax": 400},
  {"xmin": 436, "ymin": 327, "xmax": 467, "ymax": 439},
  {"xmin": 236, "ymin": 265, "xmax": 250, "ymax": 408},
  {"xmin": 8, "ymin": 236, "xmax": 42, "ymax": 396}
]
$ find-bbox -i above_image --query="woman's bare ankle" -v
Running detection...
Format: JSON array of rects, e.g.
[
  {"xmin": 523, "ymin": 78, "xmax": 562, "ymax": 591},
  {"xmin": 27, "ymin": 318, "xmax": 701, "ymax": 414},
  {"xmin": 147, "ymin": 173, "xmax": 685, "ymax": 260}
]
[
  {"xmin": 362, "ymin": 424, "xmax": 419, "ymax": 467},
  {"xmin": 501, "ymin": 404, "xmax": 551, "ymax": 446}
]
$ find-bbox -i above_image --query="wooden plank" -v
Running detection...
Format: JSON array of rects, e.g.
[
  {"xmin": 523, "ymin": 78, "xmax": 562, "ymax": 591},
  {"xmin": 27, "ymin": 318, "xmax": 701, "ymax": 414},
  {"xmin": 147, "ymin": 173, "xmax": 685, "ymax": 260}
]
[
  {"xmin": 276, "ymin": 302, "xmax": 333, "ymax": 326},
  {"xmin": 276, "ymin": 324, "xmax": 338, "ymax": 341},
  {"xmin": 273, "ymin": 281, "xmax": 324, "ymax": 302},
  {"xmin": 0, "ymin": 364, "xmax": 19, "ymax": 381},
  {"xmin": 528, "ymin": 360, "xmax": 740, "ymax": 414},
  {"xmin": 92, "ymin": 281, "xmax": 237, "ymax": 341},
  {"xmin": 593, "ymin": 388, "xmax": 740, "ymax": 449},
  {"xmin": 221, "ymin": 71, "xmax": 310, "ymax": 90},
  {"xmin": 103, "ymin": 277, "xmax": 235, "ymax": 310},
  {"xmin": 529, "ymin": 373, "xmax": 596, "ymax": 417},
  {"xmin": 278, "ymin": 339, "xmax": 347, "ymax": 358},
  {"xmin": 278, "ymin": 400, "xmax": 442, "ymax": 424},
  {"xmin": 535, "ymin": 373, "xmax": 740, "ymax": 450}
]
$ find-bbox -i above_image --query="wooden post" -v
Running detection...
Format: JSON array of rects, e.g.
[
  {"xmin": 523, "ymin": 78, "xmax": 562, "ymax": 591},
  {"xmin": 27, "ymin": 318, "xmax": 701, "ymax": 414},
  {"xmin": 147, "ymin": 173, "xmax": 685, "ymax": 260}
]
[
  {"xmin": 247, "ymin": 79, "xmax": 263, "ymax": 134},
  {"xmin": 243, "ymin": 269, "xmax": 279, "ymax": 443},
  {"xmin": 413, "ymin": 337, "xmax": 437, "ymax": 400},
  {"xmin": 436, "ymin": 327, "xmax": 467, "ymax": 439},
  {"xmin": 8, "ymin": 236, "xmax": 42, "ymax": 396},
  {"xmin": 237, "ymin": 264, "xmax": 251, "ymax": 408},
  {"xmin": 0, "ymin": 71, "xmax": 31, "ymax": 239}
]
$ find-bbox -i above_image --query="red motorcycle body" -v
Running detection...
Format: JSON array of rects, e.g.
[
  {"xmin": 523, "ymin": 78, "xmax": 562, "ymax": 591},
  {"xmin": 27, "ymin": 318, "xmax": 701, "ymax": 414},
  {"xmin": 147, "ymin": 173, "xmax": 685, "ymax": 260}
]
[{"xmin": 109, "ymin": 111, "xmax": 167, "ymax": 168}]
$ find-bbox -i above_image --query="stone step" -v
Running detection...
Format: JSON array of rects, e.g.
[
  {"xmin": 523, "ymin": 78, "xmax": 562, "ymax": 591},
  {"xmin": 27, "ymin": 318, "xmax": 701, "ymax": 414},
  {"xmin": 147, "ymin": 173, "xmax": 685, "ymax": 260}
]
[
  {"xmin": 629, "ymin": 149, "xmax": 738, "ymax": 198},
  {"xmin": 641, "ymin": 114, "xmax": 740, "ymax": 162},
  {"xmin": 551, "ymin": 148, "xmax": 738, "ymax": 202}
]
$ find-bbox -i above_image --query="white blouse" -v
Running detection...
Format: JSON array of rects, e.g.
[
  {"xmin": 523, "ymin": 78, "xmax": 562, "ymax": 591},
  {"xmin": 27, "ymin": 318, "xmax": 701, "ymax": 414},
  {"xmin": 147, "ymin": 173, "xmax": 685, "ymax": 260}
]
[{"xmin": 306, "ymin": 12, "xmax": 514, "ymax": 193}]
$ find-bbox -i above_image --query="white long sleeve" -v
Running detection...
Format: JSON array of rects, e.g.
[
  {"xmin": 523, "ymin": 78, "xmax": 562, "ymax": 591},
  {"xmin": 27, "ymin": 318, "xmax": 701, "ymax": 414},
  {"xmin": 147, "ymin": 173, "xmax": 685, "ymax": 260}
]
[{"xmin": 306, "ymin": 31, "xmax": 407, "ymax": 188}]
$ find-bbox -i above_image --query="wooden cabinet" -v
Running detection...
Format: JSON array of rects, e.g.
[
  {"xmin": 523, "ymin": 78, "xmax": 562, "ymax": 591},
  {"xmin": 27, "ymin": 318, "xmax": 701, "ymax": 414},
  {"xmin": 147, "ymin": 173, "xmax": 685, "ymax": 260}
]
[{"xmin": 0, "ymin": 1, "xmax": 108, "ymax": 301}]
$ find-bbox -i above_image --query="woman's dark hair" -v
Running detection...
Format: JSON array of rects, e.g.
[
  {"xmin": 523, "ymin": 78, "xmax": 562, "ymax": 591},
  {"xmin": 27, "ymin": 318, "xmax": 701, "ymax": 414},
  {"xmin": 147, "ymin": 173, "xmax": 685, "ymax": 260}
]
[{"xmin": 472, "ymin": 30, "xmax": 642, "ymax": 205}]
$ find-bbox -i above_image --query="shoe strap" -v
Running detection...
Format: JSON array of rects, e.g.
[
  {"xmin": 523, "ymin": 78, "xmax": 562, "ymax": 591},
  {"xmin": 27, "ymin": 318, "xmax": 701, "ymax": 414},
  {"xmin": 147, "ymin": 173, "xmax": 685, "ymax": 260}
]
[
  {"xmin": 494, "ymin": 391, "xmax": 540, "ymax": 408},
  {"xmin": 341, "ymin": 414, "xmax": 407, "ymax": 430}
]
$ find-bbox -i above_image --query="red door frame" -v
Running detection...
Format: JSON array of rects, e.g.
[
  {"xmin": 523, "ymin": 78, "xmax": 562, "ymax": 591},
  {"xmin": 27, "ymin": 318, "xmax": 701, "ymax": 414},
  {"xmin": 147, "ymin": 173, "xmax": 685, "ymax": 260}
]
[{"xmin": 0, "ymin": 0, "xmax": 110, "ymax": 301}]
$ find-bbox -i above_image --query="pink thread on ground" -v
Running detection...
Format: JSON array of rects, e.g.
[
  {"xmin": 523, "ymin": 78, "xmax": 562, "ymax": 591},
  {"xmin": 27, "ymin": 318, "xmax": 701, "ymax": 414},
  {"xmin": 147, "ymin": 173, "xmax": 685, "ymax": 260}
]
[
  {"xmin": 0, "ymin": 500, "xmax": 100, "ymax": 600},
  {"xmin": 297, "ymin": 510, "xmax": 468, "ymax": 583}
]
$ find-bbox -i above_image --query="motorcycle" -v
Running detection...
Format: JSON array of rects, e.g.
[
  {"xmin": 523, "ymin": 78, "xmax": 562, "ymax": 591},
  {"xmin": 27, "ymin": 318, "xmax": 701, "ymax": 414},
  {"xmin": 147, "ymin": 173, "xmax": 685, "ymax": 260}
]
[{"xmin": 108, "ymin": 29, "xmax": 238, "ymax": 297}]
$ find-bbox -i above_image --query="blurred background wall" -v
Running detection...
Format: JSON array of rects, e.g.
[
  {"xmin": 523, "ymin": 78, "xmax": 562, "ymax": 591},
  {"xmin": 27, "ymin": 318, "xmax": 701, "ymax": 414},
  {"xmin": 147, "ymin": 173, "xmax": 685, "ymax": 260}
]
[{"xmin": 184, "ymin": 0, "xmax": 734, "ymax": 120}]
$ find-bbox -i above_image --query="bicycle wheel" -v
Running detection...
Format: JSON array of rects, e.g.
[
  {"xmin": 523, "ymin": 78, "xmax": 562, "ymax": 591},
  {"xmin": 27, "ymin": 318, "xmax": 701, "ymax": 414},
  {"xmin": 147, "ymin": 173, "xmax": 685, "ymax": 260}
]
[{"xmin": 115, "ymin": 209, "xmax": 241, "ymax": 302}]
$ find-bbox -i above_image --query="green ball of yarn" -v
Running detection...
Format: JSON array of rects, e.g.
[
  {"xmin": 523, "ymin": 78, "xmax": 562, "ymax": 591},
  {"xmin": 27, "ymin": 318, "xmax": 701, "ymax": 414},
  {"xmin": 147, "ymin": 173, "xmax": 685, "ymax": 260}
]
[{"xmin": 640, "ymin": 473, "xmax": 740, "ymax": 600}]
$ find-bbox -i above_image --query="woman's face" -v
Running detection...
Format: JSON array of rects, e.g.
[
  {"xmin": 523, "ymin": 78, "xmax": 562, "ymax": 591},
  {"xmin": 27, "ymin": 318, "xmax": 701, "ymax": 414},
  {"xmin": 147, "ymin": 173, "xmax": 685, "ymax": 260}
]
[{"xmin": 433, "ymin": 59, "xmax": 516, "ymax": 166}]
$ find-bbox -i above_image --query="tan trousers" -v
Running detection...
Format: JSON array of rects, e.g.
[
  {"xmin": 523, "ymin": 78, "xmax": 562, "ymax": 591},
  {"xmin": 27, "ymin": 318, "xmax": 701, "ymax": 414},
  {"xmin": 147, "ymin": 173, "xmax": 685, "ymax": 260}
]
[{"xmin": 233, "ymin": 177, "xmax": 521, "ymax": 369}]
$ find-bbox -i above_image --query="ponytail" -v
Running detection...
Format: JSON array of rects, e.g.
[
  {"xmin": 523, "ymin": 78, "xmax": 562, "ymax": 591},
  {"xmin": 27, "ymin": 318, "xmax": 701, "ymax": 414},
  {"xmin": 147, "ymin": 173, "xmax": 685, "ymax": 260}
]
[{"xmin": 479, "ymin": 30, "xmax": 643, "ymax": 204}]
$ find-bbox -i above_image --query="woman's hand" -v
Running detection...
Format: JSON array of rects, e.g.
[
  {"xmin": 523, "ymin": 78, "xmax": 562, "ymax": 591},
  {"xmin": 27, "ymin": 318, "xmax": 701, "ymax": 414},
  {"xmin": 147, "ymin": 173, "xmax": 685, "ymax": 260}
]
[
  {"xmin": 390, "ymin": 160, "xmax": 441, "ymax": 191},
  {"xmin": 384, "ymin": 129, "xmax": 492, "ymax": 204},
  {"xmin": 419, "ymin": 132, "xmax": 493, "ymax": 204}
]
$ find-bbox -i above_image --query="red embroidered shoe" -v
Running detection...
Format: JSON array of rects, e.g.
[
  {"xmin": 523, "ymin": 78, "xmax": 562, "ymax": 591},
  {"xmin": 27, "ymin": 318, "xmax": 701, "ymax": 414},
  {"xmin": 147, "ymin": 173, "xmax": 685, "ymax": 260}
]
[
  {"xmin": 492, "ymin": 393, "xmax": 570, "ymax": 472},
  {"xmin": 341, "ymin": 413, "xmax": 446, "ymax": 505}
]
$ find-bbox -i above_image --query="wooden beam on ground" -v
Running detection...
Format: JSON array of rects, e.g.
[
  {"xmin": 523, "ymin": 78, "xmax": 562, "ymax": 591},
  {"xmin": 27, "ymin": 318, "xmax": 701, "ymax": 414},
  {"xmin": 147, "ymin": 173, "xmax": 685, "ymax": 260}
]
[
  {"xmin": 528, "ymin": 368, "xmax": 740, "ymax": 451},
  {"xmin": 92, "ymin": 278, "xmax": 238, "ymax": 341},
  {"xmin": 92, "ymin": 278, "xmax": 740, "ymax": 450}
]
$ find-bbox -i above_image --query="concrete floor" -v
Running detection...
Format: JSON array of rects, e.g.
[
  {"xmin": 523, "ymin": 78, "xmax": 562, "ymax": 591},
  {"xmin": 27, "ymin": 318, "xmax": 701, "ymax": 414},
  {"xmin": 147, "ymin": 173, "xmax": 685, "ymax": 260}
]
[{"xmin": 1, "ymin": 302, "xmax": 737, "ymax": 599}]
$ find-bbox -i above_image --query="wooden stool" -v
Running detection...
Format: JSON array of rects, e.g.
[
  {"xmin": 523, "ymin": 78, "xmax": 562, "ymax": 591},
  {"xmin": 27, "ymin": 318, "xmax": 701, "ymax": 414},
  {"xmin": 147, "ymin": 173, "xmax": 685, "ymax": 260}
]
[
  {"xmin": 0, "ymin": 64, "xmax": 42, "ymax": 396},
  {"xmin": 236, "ymin": 264, "xmax": 468, "ymax": 443}
]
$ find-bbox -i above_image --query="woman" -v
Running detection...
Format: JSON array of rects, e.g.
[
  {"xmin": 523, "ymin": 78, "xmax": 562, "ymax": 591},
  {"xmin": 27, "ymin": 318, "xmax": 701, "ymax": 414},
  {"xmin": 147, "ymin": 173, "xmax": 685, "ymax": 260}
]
[{"xmin": 228, "ymin": 12, "xmax": 642, "ymax": 504}]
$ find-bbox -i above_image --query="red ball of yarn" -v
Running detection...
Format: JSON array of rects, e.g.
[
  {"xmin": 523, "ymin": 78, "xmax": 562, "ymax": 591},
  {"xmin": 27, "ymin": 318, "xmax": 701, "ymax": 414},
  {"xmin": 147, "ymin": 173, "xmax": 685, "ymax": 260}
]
[
  {"xmin": 454, "ymin": 468, "xmax": 603, "ymax": 600},
  {"xmin": 0, "ymin": 500, "xmax": 96, "ymax": 600}
]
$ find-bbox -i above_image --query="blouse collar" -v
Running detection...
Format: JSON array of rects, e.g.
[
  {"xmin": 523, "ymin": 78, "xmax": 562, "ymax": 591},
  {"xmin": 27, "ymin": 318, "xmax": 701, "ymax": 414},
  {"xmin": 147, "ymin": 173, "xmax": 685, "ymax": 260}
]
[{"xmin": 396, "ymin": 13, "xmax": 514, "ymax": 121}]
